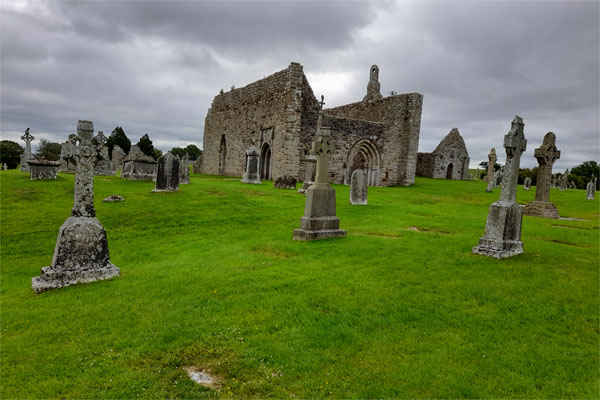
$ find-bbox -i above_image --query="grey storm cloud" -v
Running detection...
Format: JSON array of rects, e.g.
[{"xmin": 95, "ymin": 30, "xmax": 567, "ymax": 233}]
[{"xmin": 1, "ymin": 0, "xmax": 598, "ymax": 171}]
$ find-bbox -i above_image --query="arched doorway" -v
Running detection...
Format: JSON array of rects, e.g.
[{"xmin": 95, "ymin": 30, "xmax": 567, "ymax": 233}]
[
  {"xmin": 260, "ymin": 143, "xmax": 272, "ymax": 180},
  {"xmin": 218, "ymin": 135, "xmax": 227, "ymax": 174},
  {"xmin": 446, "ymin": 163, "xmax": 453, "ymax": 180},
  {"xmin": 345, "ymin": 138, "xmax": 381, "ymax": 186}
]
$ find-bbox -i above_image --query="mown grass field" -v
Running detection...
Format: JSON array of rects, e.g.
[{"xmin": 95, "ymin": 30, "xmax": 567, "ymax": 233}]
[{"xmin": 1, "ymin": 169, "xmax": 598, "ymax": 398}]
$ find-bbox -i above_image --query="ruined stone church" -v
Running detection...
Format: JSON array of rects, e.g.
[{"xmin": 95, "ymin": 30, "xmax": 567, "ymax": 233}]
[
  {"xmin": 416, "ymin": 128, "xmax": 470, "ymax": 180},
  {"xmin": 201, "ymin": 62, "xmax": 423, "ymax": 186}
]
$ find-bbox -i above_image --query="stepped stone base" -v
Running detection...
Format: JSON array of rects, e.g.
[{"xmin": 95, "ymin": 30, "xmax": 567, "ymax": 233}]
[
  {"xmin": 293, "ymin": 216, "xmax": 346, "ymax": 241},
  {"xmin": 472, "ymin": 238, "xmax": 524, "ymax": 259},
  {"xmin": 472, "ymin": 201, "xmax": 524, "ymax": 259},
  {"xmin": 32, "ymin": 216, "xmax": 120, "ymax": 293},
  {"xmin": 523, "ymin": 201, "xmax": 559, "ymax": 219}
]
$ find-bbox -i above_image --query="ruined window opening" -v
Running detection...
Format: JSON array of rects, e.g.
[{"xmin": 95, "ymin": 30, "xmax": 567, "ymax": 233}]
[{"xmin": 218, "ymin": 134, "xmax": 227, "ymax": 174}]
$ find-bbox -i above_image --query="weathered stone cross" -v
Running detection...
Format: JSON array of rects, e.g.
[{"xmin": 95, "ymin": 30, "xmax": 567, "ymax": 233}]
[
  {"xmin": 312, "ymin": 95, "xmax": 333, "ymax": 185},
  {"xmin": 499, "ymin": 116, "xmax": 527, "ymax": 203},
  {"xmin": 21, "ymin": 127, "xmax": 34, "ymax": 156},
  {"xmin": 95, "ymin": 131, "xmax": 107, "ymax": 146},
  {"xmin": 71, "ymin": 121, "xmax": 97, "ymax": 218},
  {"xmin": 533, "ymin": 132, "xmax": 560, "ymax": 202}
]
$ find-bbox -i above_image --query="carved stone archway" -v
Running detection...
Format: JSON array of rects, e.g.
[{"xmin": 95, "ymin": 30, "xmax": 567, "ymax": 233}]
[
  {"xmin": 345, "ymin": 138, "xmax": 381, "ymax": 186},
  {"xmin": 260, "ymin": 143, "xmax": 272, "ymax": 180}
]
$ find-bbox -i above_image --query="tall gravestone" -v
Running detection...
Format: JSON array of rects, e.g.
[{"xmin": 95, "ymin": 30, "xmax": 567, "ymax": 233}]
[
  {"xmin": 241, "ymin": 145, "xmax": 261, "ymax": 184},
  {"xmin": 473, "ymin": 116, "xmax": 527, "ymax": 259},
  {"xmin": 153, "ymin": 151, "xmax": 180, "ymax": 192},
  {"xmin": 486, "ymin": 168, "xmax": 502, "ymax": 192},
  {"xmin": 523, "ymin": 176, "xmax": 531, "ymax": 190},
  {"xmin": 59, "ymin": 134, "xmax": 78, "ymax": 172},
  {"xmin": 298, "ymin": 154, "xmax": 316, "ymax": 194},
  {"xmin": 3, "ymin": 163, "xmax": 7, "ymax": 170},
  {"xmin": 350, "ymin": 169, "xmax": 368, "ymax": 205},
  {"xmin": 524, "ymin": 132, "xmax": 561, "ymax": 219},
  {"xmin": 93, "ymin": 131, "xmax": 116, "ymax": 176},
  {"xmin": 484, "ymin": 148, "xmax": 496, "ymax": 182},
  {"xmin": 179, "ymin": 154, "xmax": 190, "ymax": 184},
  {"xmin": 586, "ymin": 176, "xmax": 596, "ymax": 200},
  {"xmin": 293, "ymin": 96, "xmax": 346, "ymax": 241},
  {"xmin": 111, "ymin": 145, "xmax": 126, "ymax": 170},
  {"xmin": 20, "ymin": 127, "xmax": 35, "ymax": 172},
  {"xmin": 193, "ymin": 155, "xmax": 203, "ymax": 174},
  {"xmin": 32, "ymin": 120, "xmax": 120, "ymax": 293},
  {"xmin": 559, "ymin": 169, "xmax": 568, "ymax": 191}
]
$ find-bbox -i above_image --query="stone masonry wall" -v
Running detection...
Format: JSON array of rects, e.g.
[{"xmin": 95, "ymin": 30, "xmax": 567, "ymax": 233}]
[
  {"xmin": 202, "ymin": 64, "xmax": 301, "ymax": 177},
  {"xmin": 416, "ymin": 152, "xmax": 435, "ymax": 177},
  {"xmin": 201, "ymin": 62, "xmax": 423, "ymax": 187},
  {"xmin": 324, "ymin": 93, "xmax": 423, "ymax": 186}
]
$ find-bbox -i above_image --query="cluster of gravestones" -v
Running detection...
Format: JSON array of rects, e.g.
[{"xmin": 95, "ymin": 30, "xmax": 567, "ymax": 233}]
[
  {"xmin": 16, "ymin": 127, "xmax": 193, "ymax": 188},
  {"xmin": 484, "ymin": 133, "xmax": 596, "ymax": 207},
  {"xmin": 26, "ymin": 111, "xmax": 597, "ymax": 292}
]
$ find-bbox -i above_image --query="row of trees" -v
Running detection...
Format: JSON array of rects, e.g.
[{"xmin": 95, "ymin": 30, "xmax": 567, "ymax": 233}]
[{"xmin": 0, "ymin": 127, "xmax": 202, "ymax": 168}]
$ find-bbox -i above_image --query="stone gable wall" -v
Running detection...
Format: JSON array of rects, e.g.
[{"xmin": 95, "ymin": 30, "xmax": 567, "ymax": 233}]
[
  {"xmin": 417, "ymin": 130, "xmax": 470, "ymax": 180},
  {"xmin": 324, "ymin": 93, "xmax": 423, "ymax": 186}
]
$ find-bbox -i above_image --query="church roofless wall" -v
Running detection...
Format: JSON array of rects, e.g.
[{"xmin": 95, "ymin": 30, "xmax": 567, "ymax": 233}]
[{"xmin": 202, "ymin": 62, "xmax": 423, "ymax": 186}]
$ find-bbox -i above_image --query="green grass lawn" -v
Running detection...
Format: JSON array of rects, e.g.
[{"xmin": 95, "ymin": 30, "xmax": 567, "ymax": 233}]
[{"xmin": 1, "ymin": 170, "xmax": 598, "ymax": 398}]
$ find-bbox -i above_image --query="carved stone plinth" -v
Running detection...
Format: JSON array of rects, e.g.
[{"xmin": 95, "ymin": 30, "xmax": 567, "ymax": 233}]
[
  {"xmin": 472, "ymin": 201, "xmax": 524, "ymax": 258},
  {"xmin": 32, "ymin": 217, "xmax": 120, "ymax": 293},
  {"xmin": 523, "ymin": 201, "xmax": 559, "ymax": 219},
  {"xmin": 293, "ymin": 185, "xmax": 346, "ymax": 241}
]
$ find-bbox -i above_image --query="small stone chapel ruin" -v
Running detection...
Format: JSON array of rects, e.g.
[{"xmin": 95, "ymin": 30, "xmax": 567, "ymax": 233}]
[
  {"xmin": 416, "ymin": 127, "xmax": 470, "ymax": 180},
  {"xmin": 201, "ymin": 62, "xmax": 423, "ymax": 187}
]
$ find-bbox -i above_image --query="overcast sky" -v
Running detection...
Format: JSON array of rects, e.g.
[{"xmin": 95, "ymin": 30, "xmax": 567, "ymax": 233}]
[{"xmin": 1, "ymin": 0, "xmax": 598, "ymax": 170}]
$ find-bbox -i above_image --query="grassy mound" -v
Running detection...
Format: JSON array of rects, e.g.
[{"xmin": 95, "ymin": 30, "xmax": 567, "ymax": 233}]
[{"xmin": 1, "ymin": 170, "xmax": 598, "ymax": 398}]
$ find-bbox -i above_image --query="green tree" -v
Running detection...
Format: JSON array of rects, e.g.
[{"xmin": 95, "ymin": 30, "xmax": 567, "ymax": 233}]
[
  {"xmin": 0, "ymin": 140, "xmax": 24, "ymax": 169},
  {"xmin": 153, "ymin": 148, "xmax": 163, "ymax": 160},
  {"xmin": 518, "ymin": 167, "xmax": 538, "ymax": 185},
  {"xmin": 184, "ymin": 144, "xmax": 202, "ymax": 161},
  {"xmin": 479, "ymin": 161, "xmax": 501, "ymax": 171},
  {"xmin": 170, "ymin": 147, "xmax": 186, "ymax": 158},
  {"xmin": 137, "ymin": 134, "xmax": 155, "ymax": 159},
  {"xmin": 35, "ymin": 139, "xmax": 62, "ymax": 161},
  {"xmin": 570, "ymin": 161, "xmax": 599, "ymax": 189},
  {"xmin": 107, "ymin": 127, "xmax": 131, "ymax": 158}
]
